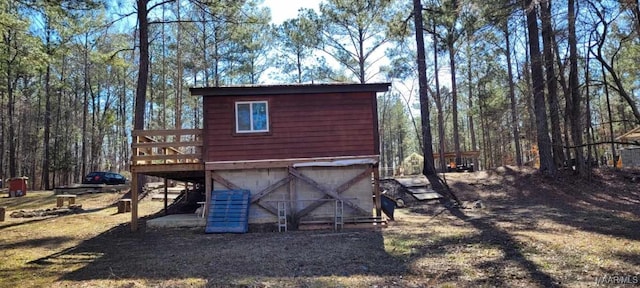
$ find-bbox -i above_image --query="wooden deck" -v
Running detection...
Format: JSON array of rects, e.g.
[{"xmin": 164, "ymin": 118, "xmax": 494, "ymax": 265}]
[
  {"xmin": 130, "ymin": 129, "xmax": 205, "ymax": 231},
  {"xmin": 131, "ymin": 129, "xmax": 204, "ymax": 182}
]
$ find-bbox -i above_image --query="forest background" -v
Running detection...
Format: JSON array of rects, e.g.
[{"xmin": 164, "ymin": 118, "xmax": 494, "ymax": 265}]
[{"xmin": 1, "ymin": 0, "xmax": 638, "ymax": 189}]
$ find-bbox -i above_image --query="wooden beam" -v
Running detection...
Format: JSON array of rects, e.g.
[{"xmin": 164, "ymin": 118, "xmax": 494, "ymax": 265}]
[
  {"xmin": 131, "ymin": 172, "xmax": 138, "ymax": 232},
  {"xmin": 288, "ymin": 167, "xmax": 370, "ymax": 216},
  {"xmin": 287, "ymin": 167, "xmax": 325, "ymax": 191},
  {"xmin": 132, "ymin": 129, "xmax": 202, "ymax": 137},
  {"xmin": 250, "ymin": 174, "xmax": 293, "ymax": 203},
  {"xmin": 164, "ymin": 178, "xmax": 168, "ymax": 215},
  {"xmin": 256, "ymin": 202, "xmax": 279, "ymax": 216},
  {"xmin": 247, "ymin": 175, "xmax": 294, "ymax": 216},
  {"xmin": 205, "ymin": 170, "xmax": 212, "ymax": 219},
  {"xmin": 289, "ymin": 176, "xmax": 297, "ymax": 224},
  {"xmin": 296, "ymin": 198, "xmax": 328, "ymax": 219},
  {"xmin": 373, "ymin": 165, "xmax": 381, "ymax": 218},
  {"xmin": 132, "ymin": 141, "xmax": 202, "ymax": 148},
  {"xmin": 210, "ymin": 171, "xmax": 241, "ymax": 190},
  {"xmin": 335, "ymin": 166, "xmax": 373, "ymax": 192},
  {"xmin": 132, "ymin": 153, "xmax": 200, "ymax": 161},
  {"xmin": 130, "ymin": 163, "xmax": 203, "ymax": 173},
  {"xmin": 206, "ymin": 155, "xmax": 379, "ymax": 170}
]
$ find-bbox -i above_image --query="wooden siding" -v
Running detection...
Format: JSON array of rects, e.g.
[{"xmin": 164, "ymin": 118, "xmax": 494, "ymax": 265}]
[{"xmin": 204, "ymin": 92, "xmax": 377, "ymax": 162}]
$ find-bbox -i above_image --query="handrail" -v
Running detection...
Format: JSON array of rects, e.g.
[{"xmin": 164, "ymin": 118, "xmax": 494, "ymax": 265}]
[
  {"xmin": 132, "ymin": 129, "xmax": 202, "ymax": 137},
  {"xmin": 131, "ymin": 129, "xmax": 203, "ymax": 165}
]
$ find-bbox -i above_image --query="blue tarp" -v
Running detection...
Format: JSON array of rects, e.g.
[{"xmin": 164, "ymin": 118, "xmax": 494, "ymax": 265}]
[{"xmin": 205, "ymin": 189, "xmax": 250, "ymax": 233}]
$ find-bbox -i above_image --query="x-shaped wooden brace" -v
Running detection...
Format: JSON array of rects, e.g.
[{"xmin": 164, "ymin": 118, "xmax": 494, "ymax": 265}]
[
  {"xmin": 289, "ymin": 166, "xmax": 373, "ymax": 219},
  {"xmin": 249, "ymin": 174, "xmax": 293, "ymax": 216},
  {"xmin": 210, "ymin": 171, "xmax": 291, "ymax": 216}
]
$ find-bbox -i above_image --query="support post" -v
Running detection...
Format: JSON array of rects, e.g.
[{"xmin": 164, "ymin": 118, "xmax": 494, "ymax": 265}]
[
  {"xmin": 164, "ymin": 178, "xmax": 168, "ymax": 215},
  {"xmin": 185, "ymin": 181, "xmax": 190, "ymax": 202},
  {"xmin": 131, "ymin": 172, "xmax": 139, "ymax": 232},
  {"xmin": 373, "ymin": 164, "xmax": 381, "ymax": 218},
  {"xmin": 288, "ymin": 174, "xmax": 297, "ymax": 226},
  {"xmin": 205, "ymin": 170, "xmax": 212, "ymax": 218}
]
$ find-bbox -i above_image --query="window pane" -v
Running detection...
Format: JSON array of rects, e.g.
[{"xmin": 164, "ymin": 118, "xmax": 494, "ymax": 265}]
[
  {"xmin": 252, "ymin": 102, "xmax": 267, "ymax": 131},
  {"xmin": 237, "ymin": 103, "xmax": 251, "ymax": 131}
]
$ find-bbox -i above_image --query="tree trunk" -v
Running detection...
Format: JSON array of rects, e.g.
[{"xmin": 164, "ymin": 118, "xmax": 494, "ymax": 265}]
[
  {"xmin": 522, "ymin": 27, "xmax": 537, "ymax": 160},
  {"xmin": 540, "ymin": 0, "xmax": 565, "ymax": 168},
  {"xmin": 568, "ymin": 0, "xmax": 586, "ymax": 176},
  {"xmin": 82, "ymin": 33, "xmax": 89, "ymax": 178},
  {"xmin": 413, "ymin": 0, "xmax": 436, "ymax": 176},
  {"xmin": 135, "ymin": 0, "xmax": 151, "ymax": 199},
  {"xmin": 479, "ymin": 90, "xmax": 488, "ymax": 169},
  {"xmin": 0, "ymin": 65, "xmax": 4, "ymax": 179},
  {"xmin": 162, "ymin": 6, "xmax": 167, "ymax": 129},
  {"xmin": 213, "ymin": 29, "xmax": 219, "ymax": 86},
  {"xmin": 602, "ymin": 63, "xmax": 616, "ymax": 167},
  {"xmin": 6, "ymin": 31, "xmax": 17, "ymax": 178},
  {"xmin": 525, "ymin": 0, "xmax": 556, "ymax": 175},
  {"xmin": 548, "ymin": 26, "xmax": 572, "ymax": 162},
  {"xmin": 43, "ymin": 24, "xmax": 52, "ymax": 190},
  {"xmin": 466, "ymin": 38, "xmax": 476, "ymax": 153},
  {"xmin": 415, "ymin": 0, "xmax": 459, "ymax": 205},
  {"xmin": 53, "ymin": 54, "xmax": 67, "ymax": 186},
  {"xmin": 585, "ymin": 51, "xmax": 595, "ymax": 169},
  {"xmin": 504, "ymin": 22, "xmax": 522, "ymax": 166},
  {"xmin": 448, "ymin": 39, "xmax": 461, "ymax": 165},
  {"xmin": 89, "ymin": 82, "xmax": 100, "ymax": 171},
  {"xmin": 175, "ymin": 0, "xmax": 183, "ymax": 129},
  {"xmin": 135, "ymin": 0, "xmax": 149, "ymax": 131},
  {"xmin": 297, "ymin": 50, "xmax": 303, "ymax": 83},
  {"xmin": 149, "ymin": 52, "xmax": 155, "ymax": 124},
  {"xmin": 358, "ymin": 28, "xmax": 365, "ymax": 84},
  {"xmin": 433, "ymin": 25, "xmax": 447, "ymax": 173},
  {"xmin": 486, "ymin": 114, "xmax": 494, "ymax": 168},
  {"xmin": 120, "ymin": 66, "xmax": 129, "ymax": 171},
  {"xmin": 630, "ymin": 0, "xmax": 640, "ymax": 37},
  {"xmin": 379, "ymin": 95, "xmax": 390, "ymax": 174}
]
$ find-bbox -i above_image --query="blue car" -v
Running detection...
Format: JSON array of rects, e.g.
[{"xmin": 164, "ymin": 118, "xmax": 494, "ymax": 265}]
[{"xmin": 82, "ymin": 172, "xmax": 127, "ymax": 185}]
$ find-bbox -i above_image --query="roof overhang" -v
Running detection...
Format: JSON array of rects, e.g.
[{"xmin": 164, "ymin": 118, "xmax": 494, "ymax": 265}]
[{"xmin": 189, "ymin": 82, "xmax": 391, "ymax": 97}]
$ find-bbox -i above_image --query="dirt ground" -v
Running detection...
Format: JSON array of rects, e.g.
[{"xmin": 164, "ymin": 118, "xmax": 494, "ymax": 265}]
[{"xmin": 1, "ymin": 166, "xmax": 639, "ymax": 287}]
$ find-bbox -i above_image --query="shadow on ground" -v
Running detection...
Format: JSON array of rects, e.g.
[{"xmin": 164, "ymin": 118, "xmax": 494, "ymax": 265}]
[
  {"xmin": 465, "ymin": 166, "xmax": 640, "ymax": 241},
  {"xmin": 30, "ymin": 216, "xmax": 407, "ymax": 284},
  {"xmin": 404, "ymin": 166, "xmax": 640, "ymax": 286}
]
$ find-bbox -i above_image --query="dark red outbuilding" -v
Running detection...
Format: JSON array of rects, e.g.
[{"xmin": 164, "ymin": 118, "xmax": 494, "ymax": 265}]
[{"xmin": 190, "ymin": 83, "xmax": 391, "ymax": 162}]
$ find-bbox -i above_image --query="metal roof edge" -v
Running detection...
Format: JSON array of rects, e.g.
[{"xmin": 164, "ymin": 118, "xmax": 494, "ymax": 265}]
[{"xmin": 189, "ymin": 82, "xmax": 391, "ymax": 96}]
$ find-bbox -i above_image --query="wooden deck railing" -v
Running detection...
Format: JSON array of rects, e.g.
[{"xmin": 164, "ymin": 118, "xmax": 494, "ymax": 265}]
[{"xmin": 132, "ymin": 129, "xmax": 203, "ymax": 165}]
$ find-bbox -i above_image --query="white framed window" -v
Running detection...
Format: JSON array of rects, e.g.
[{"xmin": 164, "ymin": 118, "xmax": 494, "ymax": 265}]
[{"xmin": 235, "ymin": 101, "xmax": 269, "ymax": 133}]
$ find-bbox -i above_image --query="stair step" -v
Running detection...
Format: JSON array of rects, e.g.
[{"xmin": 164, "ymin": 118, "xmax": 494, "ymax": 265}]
[
  {"xmin": 150, "ymin": 187, "xmax": 184, "ymax": 194},
  {"xmin": 151, "ymin": 194, "xmax": 180, "ymax": 201}
]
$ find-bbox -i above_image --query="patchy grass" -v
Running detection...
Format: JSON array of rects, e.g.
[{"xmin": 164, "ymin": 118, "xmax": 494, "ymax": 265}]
[
  {"xmin": 0, "ymin": 190, "xmax": 165, "ymax": 287},
  {"xmin": 1, "ymin": 167, "xmax": 639, "ymax": 287}
]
